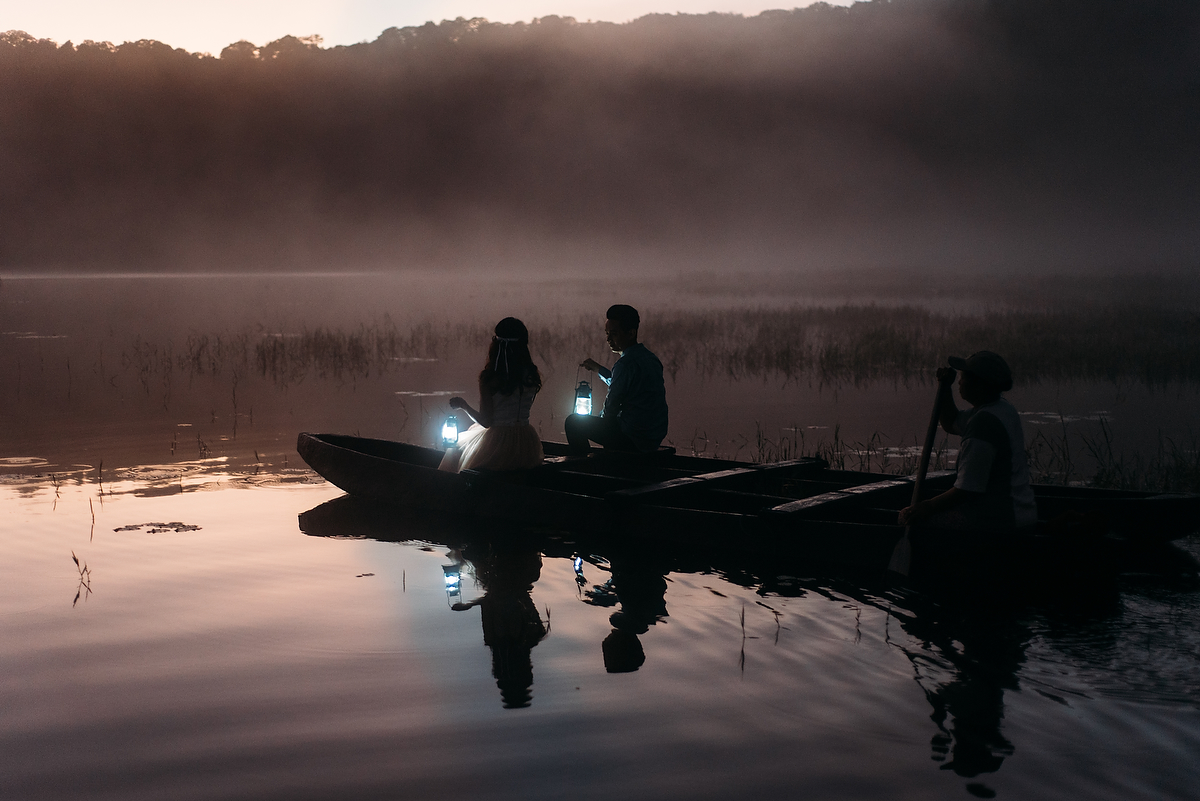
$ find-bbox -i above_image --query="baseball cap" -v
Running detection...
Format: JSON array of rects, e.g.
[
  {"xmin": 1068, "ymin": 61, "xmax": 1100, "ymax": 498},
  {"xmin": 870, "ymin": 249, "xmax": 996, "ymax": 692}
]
[{"xmin": 947, "ymin": 351, "xmax": 1013, "ymax": 392}]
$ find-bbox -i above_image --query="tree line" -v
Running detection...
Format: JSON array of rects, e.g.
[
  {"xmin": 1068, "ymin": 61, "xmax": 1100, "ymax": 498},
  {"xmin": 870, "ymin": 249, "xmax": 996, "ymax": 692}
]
[{"xmin": 1, "ymin": 0, "xmax": 1198, "ymax": 269}]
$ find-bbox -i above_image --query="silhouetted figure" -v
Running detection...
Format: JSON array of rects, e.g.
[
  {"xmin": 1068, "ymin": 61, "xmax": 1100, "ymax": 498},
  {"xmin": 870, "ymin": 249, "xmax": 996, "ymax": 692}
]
[
  {"xmin": 441, "ymin": 317, "xmax": 544, "ymax": 472},
  {"xmin": 896, "ymin": 594, "xmax": 1030, "ymax": 787},
  {"xmin": 584, "ymin": 543, "xmax": 670, "ymax": 672},
  {"xmin": 899, "ymin": 351, "xmax": 1036, "ymax": 537},
  {"xmin": 480, "ymin": 591, "xmax": 545, "ymax": 708},
  {"xmin": 459, "ymin": 541, "xmax": 550, "ymax": 709},
  {"xmin": 602, "ymin": 630, "xmax": 646, "ymax": 673},
  {"xmin": 566, "ymin": 304, "xmax": 668, "ymax": 455}
]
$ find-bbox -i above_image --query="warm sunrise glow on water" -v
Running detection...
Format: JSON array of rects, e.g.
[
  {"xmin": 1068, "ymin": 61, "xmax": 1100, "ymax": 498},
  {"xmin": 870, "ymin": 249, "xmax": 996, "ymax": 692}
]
[{"xmin": 5, "ymin": 466, "xmax": 1198, "ymax": 799}]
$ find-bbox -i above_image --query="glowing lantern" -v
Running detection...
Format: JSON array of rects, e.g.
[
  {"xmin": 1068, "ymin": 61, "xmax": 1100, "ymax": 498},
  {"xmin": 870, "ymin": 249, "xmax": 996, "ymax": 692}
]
[
  {"xmin": 443, "ymin": 563, "xmax": 463, "ymax": 607},
  {"xmin": 441, "ymin": 415, "xmax": 460, "ymax": 448},
  {"xmin": 574, "ymin": 381, "xmax": 593, "ymax": 415}
]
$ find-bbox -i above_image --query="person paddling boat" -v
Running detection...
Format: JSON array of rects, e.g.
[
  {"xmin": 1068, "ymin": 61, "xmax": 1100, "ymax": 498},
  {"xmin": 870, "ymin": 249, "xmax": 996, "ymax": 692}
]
[{"xmin": 898, "ymin": 351, "xmax": 1037, "ymax": 535}]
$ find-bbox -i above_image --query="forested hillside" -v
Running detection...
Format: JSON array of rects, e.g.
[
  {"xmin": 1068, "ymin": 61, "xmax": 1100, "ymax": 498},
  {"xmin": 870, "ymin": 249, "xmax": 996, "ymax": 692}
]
[{"xmin": 2, "ymin": 0, "xmax": 1198, "ymax": 270}]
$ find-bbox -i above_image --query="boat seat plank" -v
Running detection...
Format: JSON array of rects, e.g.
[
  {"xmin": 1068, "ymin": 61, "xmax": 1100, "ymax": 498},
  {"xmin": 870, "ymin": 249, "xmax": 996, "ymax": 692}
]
[
  {"xmin": 772, "ymin": 491, "xmax": 854, "ymax": 514},
  {"xmin": 841, "ymin": 479, "xmax": 908, "ymax": 495},
  {"xmin": 769, "ymin": 477, "xmax": 920, "ymax": 516},
  {"xmin": 607, "ymin": 468, "xmax": 759, "ymax": 500},
  {"xmin": 531, "ymin": 469, "xmax": 645, "ymax": 495},
  {"xmin": 707, "ymin": 489, "xmax": 798, "ymax": 504},
  {"xmin": 677, "ymin": 488, "xmax": 800, "ymax": 514},
  {"xmin": 750, "ymin": 458, "xmax": 829, "ymax": 472},
  {"xmin": 609, "ymin": 458, "xmax": 829, "ymax": 503},
  {"xmin": 551, "ymin": 461, "xmax": 698, "ymax": 480}
]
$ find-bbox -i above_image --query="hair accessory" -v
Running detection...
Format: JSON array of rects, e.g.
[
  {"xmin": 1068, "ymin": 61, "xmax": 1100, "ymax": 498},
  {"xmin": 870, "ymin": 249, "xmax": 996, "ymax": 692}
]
[{"xmin": 493, "ymin": 338, "xmax": 517, "ymax": 372}]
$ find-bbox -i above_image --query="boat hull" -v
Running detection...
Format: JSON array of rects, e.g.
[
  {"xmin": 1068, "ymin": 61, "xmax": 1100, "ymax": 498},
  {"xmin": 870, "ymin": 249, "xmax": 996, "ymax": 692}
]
[{"xmin": 296, "ymin": 432, "xmax": 1200, "ymax": 573}]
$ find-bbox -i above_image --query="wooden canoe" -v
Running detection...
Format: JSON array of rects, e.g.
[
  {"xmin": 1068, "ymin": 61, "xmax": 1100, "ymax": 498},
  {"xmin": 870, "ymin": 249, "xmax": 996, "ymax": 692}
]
[
  {"xmin": 296, "ymin": 432, "xmax": 1200, "ymax": 571},
  {"xmin": 296, "ymin": 431, "xmax": 835, "ymax": 529}
]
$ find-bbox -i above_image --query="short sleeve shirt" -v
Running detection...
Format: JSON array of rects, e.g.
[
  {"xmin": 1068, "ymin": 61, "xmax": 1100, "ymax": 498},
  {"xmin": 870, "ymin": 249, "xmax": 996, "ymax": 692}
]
[{"xmin": 951, "ymin": 398, "xmax": 1038, "ymax": 528}]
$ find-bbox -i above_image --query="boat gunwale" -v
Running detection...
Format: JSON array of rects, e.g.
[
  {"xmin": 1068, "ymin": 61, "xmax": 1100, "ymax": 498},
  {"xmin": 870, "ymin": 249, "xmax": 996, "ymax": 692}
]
[{"xmin": 296, "ymin": 433, "xmax": 1200, "ymax": 543}]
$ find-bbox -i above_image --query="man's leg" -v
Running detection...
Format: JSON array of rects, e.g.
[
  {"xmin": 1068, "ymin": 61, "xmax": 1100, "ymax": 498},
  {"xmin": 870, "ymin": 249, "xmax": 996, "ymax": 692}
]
[
  {"xmin": 565, "ymin": 414, "xmax": 637, "ymax": 455},
  {"xmin": 564, "ymin": 413, "xmax": 592, "ymax": 454}
]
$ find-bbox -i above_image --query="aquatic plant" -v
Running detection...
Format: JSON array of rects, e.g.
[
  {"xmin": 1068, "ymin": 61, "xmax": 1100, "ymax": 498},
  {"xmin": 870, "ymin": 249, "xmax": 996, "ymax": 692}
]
[
  {"xmin": 1023, "ymin": 416, "xmax": 1200, "ymax": 494},
  {"xmin": 640, "ymin": 305, "xmax": 1200, "ymax": 386},
  {"xmin": 71, "ymin": 551, "xmax": 91, "ymax": 607},
  {"xmin": 8, "ymin": 301, "xmax": 1192, "ymax": 492},
  {"xmin": 750, "ymin": 422, "xmax": 955, "ymax": 475},
  {"xmin": 104, "ymin": 303, "xmax": 1200, "ymax": 389},
  {"xmin": 1077, "ymin": 419, "xmax": 1200, "ymax": 494}
]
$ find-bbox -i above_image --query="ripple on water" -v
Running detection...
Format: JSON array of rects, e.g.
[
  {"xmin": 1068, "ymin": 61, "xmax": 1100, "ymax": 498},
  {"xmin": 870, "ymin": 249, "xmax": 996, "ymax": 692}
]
[
  {"xmin": 1025, "ymin": 573, "xmax": 1200, "ymax": 706},
  {"xmin": 1, "ymin": 481, "xmax": 1197, "ymax": 801}
]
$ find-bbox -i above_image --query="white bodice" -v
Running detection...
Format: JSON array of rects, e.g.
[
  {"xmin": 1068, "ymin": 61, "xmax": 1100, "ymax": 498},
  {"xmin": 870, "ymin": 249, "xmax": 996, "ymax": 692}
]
[{"xmin": 490, "ymin": 387, "xmax": 536, "ymax": 426}]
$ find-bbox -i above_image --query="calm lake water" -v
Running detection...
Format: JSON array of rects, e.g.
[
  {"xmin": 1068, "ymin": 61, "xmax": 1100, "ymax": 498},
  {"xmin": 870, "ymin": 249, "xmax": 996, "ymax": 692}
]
[{"xmin": 2, "ymin": 273, "xmax": 1199, "ymax": 799}]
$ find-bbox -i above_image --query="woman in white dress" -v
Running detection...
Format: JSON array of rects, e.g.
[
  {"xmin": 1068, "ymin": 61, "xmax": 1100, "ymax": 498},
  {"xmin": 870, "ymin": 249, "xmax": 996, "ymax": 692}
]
[{"xmin": 439, "ymin": 317, "xmax": 545, "ymax": 473}]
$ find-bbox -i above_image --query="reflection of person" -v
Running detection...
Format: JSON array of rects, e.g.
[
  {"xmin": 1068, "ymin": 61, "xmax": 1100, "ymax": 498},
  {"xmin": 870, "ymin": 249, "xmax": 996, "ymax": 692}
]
[
  {"xmin": 583, "ymin": 545, "xmax": 669, "ymax": 673},
  {"xmin": 899, "ymin": 351, "xmax": 1036, "ymax": 533},
  {"xmin": 440, "ymin": 317, "xmax": 544, "ymax": 473},
  {"xmin": 897, "ymin": 597, "xmax": 1028, "ymax": 782},
  {"xmin": 602, "ymin": 630, "xmax": 645, "ymax": 673},
  {"xmin": 454, "ymin": 541, "xmax": 549, "ymax": 709},
  {"xmin": 566, "ymin": 304, "xmax": 668, "ymax": 455}
]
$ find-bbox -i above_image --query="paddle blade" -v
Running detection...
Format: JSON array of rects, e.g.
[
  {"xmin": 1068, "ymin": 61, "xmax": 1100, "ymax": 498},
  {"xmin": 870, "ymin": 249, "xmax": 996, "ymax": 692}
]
[{"xmin": 888, "ymin": 532, "xmax": 912, "ymax": 576}]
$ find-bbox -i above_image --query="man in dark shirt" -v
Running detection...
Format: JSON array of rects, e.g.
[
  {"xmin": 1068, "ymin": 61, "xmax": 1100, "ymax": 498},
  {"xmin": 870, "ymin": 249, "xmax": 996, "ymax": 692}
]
[{"xmin": 566, "ymin": 304, "xmax": 669, "ymax": 455}]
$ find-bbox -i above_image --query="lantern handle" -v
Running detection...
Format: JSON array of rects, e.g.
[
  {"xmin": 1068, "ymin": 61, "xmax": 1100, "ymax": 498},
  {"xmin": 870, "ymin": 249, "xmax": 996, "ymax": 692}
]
[{"xmin": 448, "ymin": 397, "xmax": 482, "ymax": 426}]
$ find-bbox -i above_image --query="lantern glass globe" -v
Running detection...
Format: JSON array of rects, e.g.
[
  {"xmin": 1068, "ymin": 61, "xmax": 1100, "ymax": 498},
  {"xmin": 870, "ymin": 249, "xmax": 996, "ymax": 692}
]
[
  {"xmin": 574, "ymin": 381, "xmax": 593, "ymax": 416},
  {"xmin": 441, "ymin": 415, "xmax": 460, "ymax": 448}
]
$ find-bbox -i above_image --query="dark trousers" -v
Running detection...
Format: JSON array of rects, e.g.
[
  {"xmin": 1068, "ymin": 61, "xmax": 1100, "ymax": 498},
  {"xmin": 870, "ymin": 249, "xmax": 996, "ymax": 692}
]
[{"xmin": 564, "ymin": 414, "xmax": 637, "ymax": 455}]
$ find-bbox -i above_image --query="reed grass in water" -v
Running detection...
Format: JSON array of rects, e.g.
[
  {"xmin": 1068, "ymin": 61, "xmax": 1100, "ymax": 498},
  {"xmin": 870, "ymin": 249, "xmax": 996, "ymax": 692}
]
[
  {"xmin": 101, "ymin": 304, "xmax": 1200, "ymax": 491},
  {"xmin": 641, "ymin": 305, "xmax": 1200, "ymax": 385},
  {"xmin": 750, "ymin": 417, "xmax": 1200, "ymax": 493},
  {"xmin": 745, "ymin": 423, "xmax": 955, "ymax": 475},
  {"xmin": 1028, "ymin": 417, "xmax": 1200, "ymax": 494},
  {"xmin": 117, "ymin": 304, "xmax": 1200, "ymax": 387}
]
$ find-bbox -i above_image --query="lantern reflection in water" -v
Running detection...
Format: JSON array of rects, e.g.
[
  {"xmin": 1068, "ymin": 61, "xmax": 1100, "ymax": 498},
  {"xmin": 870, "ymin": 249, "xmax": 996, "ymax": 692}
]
[{"xmin": 443, "ymin": 562, "xmax": 465, "ymax": 608}]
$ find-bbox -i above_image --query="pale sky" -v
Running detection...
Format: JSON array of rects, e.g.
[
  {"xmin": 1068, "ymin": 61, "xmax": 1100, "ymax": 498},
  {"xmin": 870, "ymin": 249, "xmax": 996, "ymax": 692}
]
[{"xmin": 2, "ymin": 0, "xmax": 853, "ymax": 56}]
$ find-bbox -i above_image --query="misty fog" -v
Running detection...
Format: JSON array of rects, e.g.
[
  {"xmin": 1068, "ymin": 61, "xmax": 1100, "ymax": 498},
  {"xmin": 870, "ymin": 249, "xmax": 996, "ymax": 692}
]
[{"xmin": 2, "ymin": 0, "xmax": 1199, "ymax": 273}]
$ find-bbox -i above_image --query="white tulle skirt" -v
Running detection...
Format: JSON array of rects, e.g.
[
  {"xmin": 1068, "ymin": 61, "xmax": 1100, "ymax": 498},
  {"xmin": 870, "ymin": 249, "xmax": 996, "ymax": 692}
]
[{"xmin": 438, "ymin": 423, "xmax": 545, "ymax": 473}]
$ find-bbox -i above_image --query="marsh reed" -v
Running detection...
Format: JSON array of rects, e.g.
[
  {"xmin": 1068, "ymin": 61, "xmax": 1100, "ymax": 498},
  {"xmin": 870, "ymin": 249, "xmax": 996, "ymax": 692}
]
[
  {"xmin": 747, "ymin": 416, "xmax": 1200, "ymax": 493},
  {"xmin": 747, "ymin": 423, "xmax": 955, "ymax": 475},
  {"xmin": 86, "ymin": 303, "xmax": 1200, "ymax": 491},
  {"xmin": 1027, "ymin": 417, "xmax": 1200, "ymax": 493},
  {"xmin": 109, "ymin": 304, "xmax": 1200, "ymax": 388},
  {"xmin": 641, "ymin": 305, "xmax": 1200, "ymax": 385}
]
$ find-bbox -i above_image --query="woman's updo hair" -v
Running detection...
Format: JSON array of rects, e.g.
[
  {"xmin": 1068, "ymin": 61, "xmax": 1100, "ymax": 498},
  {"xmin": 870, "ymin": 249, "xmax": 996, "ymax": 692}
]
[{"xmin": 482, "ymin": 317, "xmax": 542, "ymax": 395}]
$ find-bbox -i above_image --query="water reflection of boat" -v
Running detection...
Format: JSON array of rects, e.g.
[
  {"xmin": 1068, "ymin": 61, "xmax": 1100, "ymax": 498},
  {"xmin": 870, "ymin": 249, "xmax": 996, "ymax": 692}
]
[
  {"xmin": 297, "ymin": 432, "xmax": 1200, "ymax": 575},
  {"xmin": 299, "ymin": 497, "xmax": 672, "ymax": 687},
  {"xmin": 298, "ymin": 494, "xmax": 1183, "ymax": 794},
  {"xmin": 299, "ymin": 497, "xmax": 554, "ymax": 708}
]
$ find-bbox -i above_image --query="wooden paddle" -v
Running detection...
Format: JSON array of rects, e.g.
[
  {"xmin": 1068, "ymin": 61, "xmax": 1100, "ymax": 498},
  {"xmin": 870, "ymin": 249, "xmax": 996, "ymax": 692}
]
[{"xmin": 887, "ymin": 379, "xmax": 947, "ymax": 576}]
